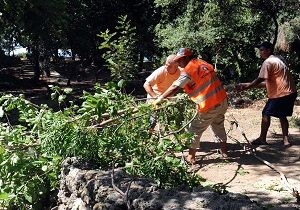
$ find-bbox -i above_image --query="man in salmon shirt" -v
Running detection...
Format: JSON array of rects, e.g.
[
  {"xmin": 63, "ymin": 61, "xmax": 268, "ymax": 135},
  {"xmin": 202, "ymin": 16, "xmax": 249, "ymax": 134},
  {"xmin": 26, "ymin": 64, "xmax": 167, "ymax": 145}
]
[
  {"xmin": 153, "ymin": 48, "xmax": 228, "ymax": 164},
  {"xmin": 144, "ymin": 54, "xmax": 180, "ymax": 129},
  {"xmin": 236, "ymin": 41, "xmax": 297, "ymax": 147}
]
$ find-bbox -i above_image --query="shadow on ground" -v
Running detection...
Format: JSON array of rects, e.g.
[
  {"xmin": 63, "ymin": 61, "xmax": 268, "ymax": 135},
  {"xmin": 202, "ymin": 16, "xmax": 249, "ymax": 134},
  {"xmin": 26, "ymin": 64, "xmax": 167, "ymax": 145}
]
[{"xmin": 189, "ymin": 135, "xmax": 300, "ymax": 209}]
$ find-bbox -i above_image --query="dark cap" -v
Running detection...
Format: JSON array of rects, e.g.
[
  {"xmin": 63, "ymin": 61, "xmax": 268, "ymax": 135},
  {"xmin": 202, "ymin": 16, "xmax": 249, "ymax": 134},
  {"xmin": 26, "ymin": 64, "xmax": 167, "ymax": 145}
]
[
  {"xmin": 173, "ymin": 48, "xmax": 193, "ymax": 61},
  {"xmin": 256, "ymin": 41, "xmax": 274, "ymax": 50}
]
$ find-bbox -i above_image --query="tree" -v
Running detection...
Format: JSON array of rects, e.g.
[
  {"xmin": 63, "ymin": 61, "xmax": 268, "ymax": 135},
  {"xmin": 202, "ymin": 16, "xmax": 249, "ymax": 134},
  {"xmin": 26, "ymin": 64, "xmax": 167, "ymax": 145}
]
[
  {"xmin": 22, "ymin": 0, "xmax": 68, "ymax": 80},
  {"xmin": 246, "ymin": 0, "xmax": 300, "ymax": 45},
  {"xmin": 123, "ymin": 0, "xmax": 161, "ymax": 71},
  {"xmin": 0, "ymin": 0, "xmax": 26, "ymax": 54},
  {"xmin": 64, "ymin": 0, "xmax": 159, "ymax": 70},
  {"xmin": 64, "ymin": 0, "xmax": 119, "ymax": 64},
  {"xmin": 99, "ymin": 15, "xmax": 139, "ymax": 81},
  {"xmin": 154, "ymin": 0, "xmax": 300, "ymax": 81},
  {"xmin": 154, "ymin": 0, "xmax": 262, "ymax": 79},
  {"xmin": 0, "ymin": 0, "xmax": 68, "ymax": 81}
]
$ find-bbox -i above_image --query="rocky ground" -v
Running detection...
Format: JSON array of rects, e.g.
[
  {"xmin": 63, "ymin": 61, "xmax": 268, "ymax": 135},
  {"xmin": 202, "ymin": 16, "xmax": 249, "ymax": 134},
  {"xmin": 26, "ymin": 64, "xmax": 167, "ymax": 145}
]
[{"xmin": 55, "ymin": 157, "xmax": 262, "ymax": 210}]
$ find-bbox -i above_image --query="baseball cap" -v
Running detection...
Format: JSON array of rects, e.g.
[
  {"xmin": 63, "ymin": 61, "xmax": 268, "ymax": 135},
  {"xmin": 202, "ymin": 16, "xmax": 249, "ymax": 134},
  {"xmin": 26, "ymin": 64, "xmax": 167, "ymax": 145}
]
[
  {"xmin": 173, "ymin": 48, "xmax": 193, "ymax": 61},
  {"xmin": 256, "ymin": 41, "xmax": 274, "ymax": 50}
]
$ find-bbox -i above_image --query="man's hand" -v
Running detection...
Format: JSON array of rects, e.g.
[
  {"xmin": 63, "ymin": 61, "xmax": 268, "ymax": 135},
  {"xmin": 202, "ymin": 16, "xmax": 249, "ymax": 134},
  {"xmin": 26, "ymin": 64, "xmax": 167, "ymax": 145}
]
[
  {"xmin": 235, "ymin": 83, "xmax": 248, "ymax": 91},
  {"xmin": 235, "ymin": 79, "xmax": 265, "ymax": 91},
  {"xmin": 152, "ymin": 96, "xmax": 164, "ymax": 108}
]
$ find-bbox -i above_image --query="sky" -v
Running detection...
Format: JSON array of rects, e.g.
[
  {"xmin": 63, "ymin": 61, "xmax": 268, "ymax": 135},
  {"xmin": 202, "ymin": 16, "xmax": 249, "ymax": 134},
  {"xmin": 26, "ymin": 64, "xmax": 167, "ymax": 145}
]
[
  {"xmin": 9, "ymin": 47, "xmax": 27, "ymax": 56},
  {"xmin": 6, "ymin": 46, "xmax": 72, "ymax": 57}
]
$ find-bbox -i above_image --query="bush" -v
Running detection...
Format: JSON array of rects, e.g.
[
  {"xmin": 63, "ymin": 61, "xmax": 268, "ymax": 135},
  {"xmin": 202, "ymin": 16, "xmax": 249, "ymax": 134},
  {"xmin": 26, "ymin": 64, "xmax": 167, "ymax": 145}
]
[{"xmin": 0, "ymin": 83, "xmax": 204, "ymax": 208}]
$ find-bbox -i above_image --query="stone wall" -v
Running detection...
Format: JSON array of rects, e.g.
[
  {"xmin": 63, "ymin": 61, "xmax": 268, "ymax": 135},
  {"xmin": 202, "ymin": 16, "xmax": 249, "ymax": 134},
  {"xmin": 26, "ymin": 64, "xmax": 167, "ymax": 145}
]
[{"xmin": 53, "ymin": 157, "xmax": 261, "ymax": 210}]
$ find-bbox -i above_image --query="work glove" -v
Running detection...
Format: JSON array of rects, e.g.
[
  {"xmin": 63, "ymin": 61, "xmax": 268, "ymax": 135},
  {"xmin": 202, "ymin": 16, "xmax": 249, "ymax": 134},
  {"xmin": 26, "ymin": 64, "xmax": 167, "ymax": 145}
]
[{"xmin": 152, "ymin": 96, "xmax": 164, "ymax": 108}]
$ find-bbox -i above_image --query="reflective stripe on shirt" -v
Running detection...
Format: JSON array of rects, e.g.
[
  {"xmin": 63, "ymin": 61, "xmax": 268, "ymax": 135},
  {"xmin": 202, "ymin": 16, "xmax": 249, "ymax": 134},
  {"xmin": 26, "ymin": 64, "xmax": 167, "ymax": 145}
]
[
  {"xmin": 188, "ymin": 75, "xmax": 218, "ymax": 97},
  {"xmin": 194, "ymin": 84, "xmax": 224, "ymax": 104}
]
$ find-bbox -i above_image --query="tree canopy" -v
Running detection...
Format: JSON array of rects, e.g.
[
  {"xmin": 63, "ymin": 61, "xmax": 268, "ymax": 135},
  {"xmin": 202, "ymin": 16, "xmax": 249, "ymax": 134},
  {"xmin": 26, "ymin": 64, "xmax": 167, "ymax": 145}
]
[{"xmin": 0, "ymin": 0, "xmax": 299, "ymax": 81}]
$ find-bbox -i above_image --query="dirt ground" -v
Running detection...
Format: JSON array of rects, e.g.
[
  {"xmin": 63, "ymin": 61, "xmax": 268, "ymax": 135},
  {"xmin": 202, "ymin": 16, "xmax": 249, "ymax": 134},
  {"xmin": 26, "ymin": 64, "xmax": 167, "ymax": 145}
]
[{"xmin": 188, "ymin": 100, "xmax": 300, "ymax": 209}]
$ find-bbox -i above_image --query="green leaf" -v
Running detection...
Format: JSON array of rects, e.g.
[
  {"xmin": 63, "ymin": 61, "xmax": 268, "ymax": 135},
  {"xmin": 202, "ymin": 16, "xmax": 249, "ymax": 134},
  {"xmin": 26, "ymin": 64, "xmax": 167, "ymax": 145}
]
[
  {"xmin": 10, "ymin": 154, "xmax": 19, "ymax": 165},
  {"xmin": 41, "ymin": 165, "xmax": 48, "ymax": 172},
  {"xmin": 24, "ymin": 192, "xmax": 33, "ymax": 203},
  {"xmin": 0, "ymin": 159, "xmax": 9, "ymax": 166},
  {"xmin": 175, "ymin": 145, "xmax": 183, "ymax": 151},
  {"xmin": 58, "ymin": 95, "xmax": 66, "ymax": 103},
  {"xmin": 237, "ymin": 167, "xmax": 249, "ymax": 176},
  {"xmin": 51, "ymin": 93, "xmax": 56, "ymax": 99},
  {"xmin": 117, "ymin": 79, "xmax": 125, "ymax": 88},
  {"xmin": 52, "ymin": 155, "xmax": 62, "ymax": 162},
  {"xmin": 0, "ymin": 106, "xmax": 4, "ymax": 118},
  {"xmin": 0, "ymin": 192, "xmax": 9, "ymax": 200},
  {"xmin": 125, "ymin": 161, "xmax": 133, "ymax": 169},
  {"xmin": 0, "ymin": 146, "xmax": 5, "ymax": 155},
  {"xmin": 165, "ymin": 156, "xmax": 175, "ymax": 163},
  {"xmin": 63, "ymin": 88, "xmax": 73, "ymax": 94}
]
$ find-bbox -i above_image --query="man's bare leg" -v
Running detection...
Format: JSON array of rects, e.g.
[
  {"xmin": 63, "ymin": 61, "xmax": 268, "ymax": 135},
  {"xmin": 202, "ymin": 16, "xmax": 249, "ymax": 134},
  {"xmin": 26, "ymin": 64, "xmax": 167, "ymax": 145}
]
[
  {"xmin": 259, "ymin": 115, "xmax": 270, "ymax": 142},
  {"xmin": 187, "ymin": 148, "xmax": 197, "ymax": 164},
  {"xmin": 280, "ymin": 117, "xmax": 291, "ymax": 146},
  {"xmin": 220, "ymin": 141, "xmax": 228, "ymax": 158}
]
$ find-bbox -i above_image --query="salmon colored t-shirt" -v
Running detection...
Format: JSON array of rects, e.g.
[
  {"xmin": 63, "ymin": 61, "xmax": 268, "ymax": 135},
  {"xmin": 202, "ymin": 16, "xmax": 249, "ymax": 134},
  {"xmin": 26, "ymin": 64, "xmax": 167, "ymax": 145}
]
[
  {"xmin": 258, "ymin": 55, "xmax": 296, "ymax": 98},
  {"xmin": 146, "ymin": 66, "xmax": 180, "ymax": 97}
]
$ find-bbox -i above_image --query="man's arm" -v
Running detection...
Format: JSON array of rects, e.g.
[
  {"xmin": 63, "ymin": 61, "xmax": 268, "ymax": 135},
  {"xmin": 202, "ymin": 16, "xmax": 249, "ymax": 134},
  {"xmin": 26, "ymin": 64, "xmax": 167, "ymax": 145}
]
[
  {"xmin": 143, "ymin": 81, "xmax": 157, "ymax": 98},
  {"xmin": 236, "ymin": 77, "xmax": 265, "ymax": 91},
  {"xmin": 153, "ymin": 84, "xmax": 180, "ymax": 106},
  {"xmin": 154, "ymin": 73, "xmax": 190, "ymax": 104},
  {"xmin": 159, "ymin": 84, "xmax": 180, "ymax": 99}
]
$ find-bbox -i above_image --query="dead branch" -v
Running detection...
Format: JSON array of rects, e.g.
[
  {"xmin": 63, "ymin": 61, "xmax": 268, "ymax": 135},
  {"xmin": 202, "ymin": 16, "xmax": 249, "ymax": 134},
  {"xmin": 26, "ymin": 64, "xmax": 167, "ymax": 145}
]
[
  {"xmin": 227, "ymin": 114, "xmax": 300, "ymax": 202},
  {"xmin": 111, "ymin": 163, "xmax": 133, "ymax": 210}
]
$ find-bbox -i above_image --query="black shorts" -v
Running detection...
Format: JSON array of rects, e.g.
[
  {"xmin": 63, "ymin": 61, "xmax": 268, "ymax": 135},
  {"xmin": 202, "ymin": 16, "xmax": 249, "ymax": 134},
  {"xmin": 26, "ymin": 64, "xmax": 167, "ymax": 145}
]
[{"xmin": 262, "ymin": 92, "xmax": 297, "ymax": 118}]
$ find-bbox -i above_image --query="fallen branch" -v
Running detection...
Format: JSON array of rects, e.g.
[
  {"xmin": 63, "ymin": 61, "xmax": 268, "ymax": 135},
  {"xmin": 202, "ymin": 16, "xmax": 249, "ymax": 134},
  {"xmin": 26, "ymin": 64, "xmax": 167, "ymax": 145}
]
[
  {"xmin": 91, "ymin": 98, "xmax": 185, "ymax": 129},
  {"xmin": 161, "ymin": 105, "xmax": 198, "ymax": 137},
  {"xmin": 134, "ymin": 96, "xmax": 178, "ymax": 101},
  {"xmin": 98, "ymin": 108, "xmax": 139, "ymax": 127},
  {"xmin": 111, "ymin": 163, "xmax": 133, "ymax": 210}
]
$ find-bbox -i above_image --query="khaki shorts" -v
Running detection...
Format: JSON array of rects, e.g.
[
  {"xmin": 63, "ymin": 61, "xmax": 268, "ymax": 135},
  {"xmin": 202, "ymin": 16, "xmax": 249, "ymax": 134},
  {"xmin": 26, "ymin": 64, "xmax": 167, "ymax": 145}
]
[{"xmin": 189, "ymin": 98, "xmax": 228, "ymax": 149}]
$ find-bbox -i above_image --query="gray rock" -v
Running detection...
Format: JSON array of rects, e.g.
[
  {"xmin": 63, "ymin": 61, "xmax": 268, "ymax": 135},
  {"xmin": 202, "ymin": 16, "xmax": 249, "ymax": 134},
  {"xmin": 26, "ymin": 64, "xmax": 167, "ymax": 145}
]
[
  {"xmin": 105, "ymin": 192, "xmax": 122, "ymax": 204},
  {"xmin": 56, "ymin": 157, "xmax": 262, "ymax": 210}
]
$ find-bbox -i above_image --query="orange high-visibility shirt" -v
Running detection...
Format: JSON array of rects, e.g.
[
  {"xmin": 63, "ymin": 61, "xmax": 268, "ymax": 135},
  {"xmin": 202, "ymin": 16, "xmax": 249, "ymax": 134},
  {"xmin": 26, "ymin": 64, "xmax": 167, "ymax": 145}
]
[{"xmin": 181, "ymin": 58, "xmax": 227, "ymax": 112}]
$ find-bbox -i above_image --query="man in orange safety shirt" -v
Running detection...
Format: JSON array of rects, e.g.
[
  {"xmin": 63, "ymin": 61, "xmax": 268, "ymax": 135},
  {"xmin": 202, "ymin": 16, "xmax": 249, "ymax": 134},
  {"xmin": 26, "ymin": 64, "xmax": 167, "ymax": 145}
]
[{"xmin": 153, "ymin": 48, "xmax": 228, "ymax": 164}]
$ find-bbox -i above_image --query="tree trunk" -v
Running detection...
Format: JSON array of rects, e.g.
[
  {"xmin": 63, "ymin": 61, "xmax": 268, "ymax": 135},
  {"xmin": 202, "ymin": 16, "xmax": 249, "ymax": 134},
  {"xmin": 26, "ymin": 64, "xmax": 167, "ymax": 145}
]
[
  {"xmin": 272, "ymin": 15, "xmax": 279, "ymax": 46},
  {"xmin": 32, "ymin": 48, "xmax": 40, "ymax": 81},
  {"xmin": 138, "ymin": 52, "xmax": 144, "ymax": 72},
  {"xmin": 54, "ymin": 48, "xmax": 59, "ymax": 63}
]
